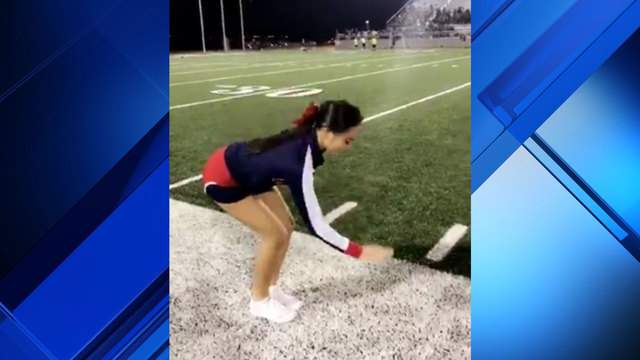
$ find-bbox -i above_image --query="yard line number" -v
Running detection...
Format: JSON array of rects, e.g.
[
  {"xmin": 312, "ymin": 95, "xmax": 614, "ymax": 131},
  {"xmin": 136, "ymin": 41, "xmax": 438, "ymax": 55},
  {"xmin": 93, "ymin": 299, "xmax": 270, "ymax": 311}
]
[{"xmin": 210, "ymin": 85, "xmax": 323, "ymax": 98}]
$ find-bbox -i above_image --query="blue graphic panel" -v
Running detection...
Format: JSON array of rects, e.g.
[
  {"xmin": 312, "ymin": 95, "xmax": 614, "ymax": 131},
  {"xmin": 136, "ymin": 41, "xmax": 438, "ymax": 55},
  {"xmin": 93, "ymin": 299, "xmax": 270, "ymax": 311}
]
[
  {"xmin": 473, "ymin": 149, "xmax": 640, "ymax": 359},
  {"xmin": 537, "ymin": 30, "xmax": 640, "ymax": 243},
  {"xmin": 471, "ymin": 0, "xmax": 577, "ymax": 163},
  {"xmin": 472, "ymin": 0, "xmax": 640, "ymax": 358},
  {"xmin": 472, "ymin": 0, "xmax": 639, "ymax": 189},
  {"xmin": 0, "ymin": 0, "xmax": 169, "ymax": 357},
  {"xmin": 0, "ymin": 303, "xmax": 54, "ymax": 359},
  {"xmin": 14, "ymin": 160, "xmax": 169, "ymax": 359}
]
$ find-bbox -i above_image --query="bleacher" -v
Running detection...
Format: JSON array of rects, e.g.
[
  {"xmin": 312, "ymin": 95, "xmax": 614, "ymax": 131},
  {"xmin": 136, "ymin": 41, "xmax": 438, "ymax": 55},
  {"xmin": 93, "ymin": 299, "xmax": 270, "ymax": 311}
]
[
  {"xmin": 386, "ymin": 0, "xmax": 470, "ymax": 30},
  {"xmin": 334, "ymin": 0, "xmax": 470, "ymax": 50},
  {"xmin": 384, "ymin": 0, "xmax": 470, "ymax": 48}
]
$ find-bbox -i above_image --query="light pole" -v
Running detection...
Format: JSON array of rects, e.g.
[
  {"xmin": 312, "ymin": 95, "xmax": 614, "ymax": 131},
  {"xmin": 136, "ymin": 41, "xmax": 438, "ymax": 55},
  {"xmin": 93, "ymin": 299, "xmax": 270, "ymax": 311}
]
[
  {"xmin": 198, "ymin": 0, "xmax": 206, "ymax": 53},
  {"xmin": 220, "ymin": 0, "xmax": 229, "ymax": 51},
  {"xmin": 239, "ymin": 0, "xmax": 246, "ymax": 51},
  {"xmin": 365, "ymin": 20, "xmax": 370, "ymax": 32}
]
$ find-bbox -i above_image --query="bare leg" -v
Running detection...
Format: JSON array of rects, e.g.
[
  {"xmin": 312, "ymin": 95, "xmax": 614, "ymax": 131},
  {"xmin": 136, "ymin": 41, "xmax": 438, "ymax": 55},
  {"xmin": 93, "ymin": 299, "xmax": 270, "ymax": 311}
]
[
  {"xmin": 255, "ymin": 187, "xmax": 295, "ymax": 286},
  {"xmin": 217, "ymin": 196, "xmax": 288, "ymax": 300}
]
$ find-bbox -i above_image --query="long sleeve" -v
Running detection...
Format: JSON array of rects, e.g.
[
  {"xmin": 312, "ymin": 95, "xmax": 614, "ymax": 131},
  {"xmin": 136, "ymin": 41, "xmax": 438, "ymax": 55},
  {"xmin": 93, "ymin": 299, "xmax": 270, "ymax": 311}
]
[{"xmin": 287, "ymin": 146, "xmax": 363, "ymax": 258}]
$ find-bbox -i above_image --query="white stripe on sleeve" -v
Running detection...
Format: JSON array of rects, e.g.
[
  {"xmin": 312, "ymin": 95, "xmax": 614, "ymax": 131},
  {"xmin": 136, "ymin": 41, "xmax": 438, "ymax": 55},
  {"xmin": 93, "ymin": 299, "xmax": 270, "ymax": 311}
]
[{"xmin": 301, "ymin": 147, "xmax": 350, "ymax": 251}]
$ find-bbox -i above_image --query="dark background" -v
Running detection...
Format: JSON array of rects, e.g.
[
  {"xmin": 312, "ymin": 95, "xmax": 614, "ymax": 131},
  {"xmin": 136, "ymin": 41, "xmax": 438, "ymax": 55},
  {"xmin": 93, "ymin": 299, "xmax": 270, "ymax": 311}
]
[{"xmin": 170, "ymin": 0, "xmax": 406, "ymax": 51}]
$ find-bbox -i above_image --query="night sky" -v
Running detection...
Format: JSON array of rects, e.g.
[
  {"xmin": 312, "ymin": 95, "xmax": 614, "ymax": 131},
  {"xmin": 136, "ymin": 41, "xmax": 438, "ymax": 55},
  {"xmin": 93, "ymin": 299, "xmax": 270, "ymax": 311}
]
[{"xmin": 171, "ymin": 0, "xmax": 407, "ymax": 51}]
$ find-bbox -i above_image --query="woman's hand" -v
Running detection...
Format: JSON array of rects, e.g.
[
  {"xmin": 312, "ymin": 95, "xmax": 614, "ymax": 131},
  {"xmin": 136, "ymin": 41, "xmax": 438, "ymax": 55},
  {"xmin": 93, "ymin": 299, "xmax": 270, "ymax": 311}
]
[{"xmin": 359, "ymin": 244, "xmax": 394, "ymax": 262}]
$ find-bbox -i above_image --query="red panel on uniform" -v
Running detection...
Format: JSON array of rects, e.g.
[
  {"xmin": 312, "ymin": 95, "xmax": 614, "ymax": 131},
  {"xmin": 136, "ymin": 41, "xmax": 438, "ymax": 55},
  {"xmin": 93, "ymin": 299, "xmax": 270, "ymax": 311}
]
[{"xmin": 202, "ymin": 146, "xmax": 239, "ymax": 188}]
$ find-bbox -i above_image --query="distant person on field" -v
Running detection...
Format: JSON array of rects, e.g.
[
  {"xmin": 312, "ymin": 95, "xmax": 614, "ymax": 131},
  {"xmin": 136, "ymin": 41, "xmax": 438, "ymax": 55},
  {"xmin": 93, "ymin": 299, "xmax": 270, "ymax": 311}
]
[
  {"xmin": 390, "ymin": 29, "xmax": 396, "ymax": 49},
  {"xmin": 361, "ymin": 34, "xmax": 367, "ymax": 49},
  {"xmin": 201, "ymin": 101, "xmax": 393, "ymax": 323},
  {"xmin": 371, "ymin": 31, "xmax": 378, "ymax": 50}
]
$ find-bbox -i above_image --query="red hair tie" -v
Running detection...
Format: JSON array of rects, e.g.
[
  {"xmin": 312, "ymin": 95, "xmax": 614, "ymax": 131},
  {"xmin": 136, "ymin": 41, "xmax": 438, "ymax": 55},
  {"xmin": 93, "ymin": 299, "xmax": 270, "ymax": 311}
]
[{"xmin": 292, "ymin": 103, "xmax": 319, "ymax": 127}]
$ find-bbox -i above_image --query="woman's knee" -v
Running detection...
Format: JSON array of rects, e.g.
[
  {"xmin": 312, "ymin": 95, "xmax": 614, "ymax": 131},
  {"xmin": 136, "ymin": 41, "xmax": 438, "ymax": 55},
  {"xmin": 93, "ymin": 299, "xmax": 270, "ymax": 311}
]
[
  {"xmin": 272, "ymin": 218, "xmax": 294, "ymax": 242},
  {"xmin": 259, "ymin": 225, "xmax": 290, "ymax": 247}
]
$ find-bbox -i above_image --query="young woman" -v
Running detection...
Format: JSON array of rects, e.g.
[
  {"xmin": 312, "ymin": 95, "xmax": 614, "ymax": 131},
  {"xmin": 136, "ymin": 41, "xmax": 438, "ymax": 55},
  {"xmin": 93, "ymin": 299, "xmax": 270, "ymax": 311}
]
[{"xmin": 202, "ymin": 100, "xmax": 394, "ymax": 323}]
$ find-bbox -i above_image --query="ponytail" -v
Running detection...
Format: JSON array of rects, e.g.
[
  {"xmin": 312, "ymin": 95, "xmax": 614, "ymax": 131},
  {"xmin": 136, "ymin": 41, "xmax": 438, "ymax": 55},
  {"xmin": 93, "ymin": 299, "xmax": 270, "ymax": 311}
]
[
  {"xmin": 245, "ymin": 100, "xmax": 362, "ymax": 154},
  {"xmin": 291, "ymin": 103, "xmax": 320, "ymax": 127}
]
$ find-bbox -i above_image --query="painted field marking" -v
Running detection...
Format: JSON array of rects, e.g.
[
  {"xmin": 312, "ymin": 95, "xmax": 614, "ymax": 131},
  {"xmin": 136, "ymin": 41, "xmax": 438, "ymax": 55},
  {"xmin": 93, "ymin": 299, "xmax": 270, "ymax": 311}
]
[
  {"xmin": 171, "ymin": 62, "xmax": 239, "ymax": 68},
  {"xmin": 171, "ymin": 53, "xmax": 376, "ymax": 76},
  {"xmin": 171, "ymin": 60, "xmax": 311, "ymax": 75},
  {"xmin": 170, "ymin": 51, "xmax": 375, "ymax": 66},
  {"xmin": 169, "ymin": 175, "xmax": 203, "ymax": 190},
  {"xmin": 264, "ymin": 87, "xmax": 324, "ymax": 98},
  {"xmin": 170, "ymin": 55, "xmax": 469, "ymax": 110},
  {"xmin": 170, "ymin": 197, "xmax": 470, "ymax": 358},
  {"xmin": 169, "ymin": 81, "xmax": 470, "ymax": 190},
  {"xmin": 363, "ymin": 82, "xmax": 470, "ymax": 123},
  {"xmin": 170, "ymin": 53, "xmax": 430, "ymax": 86},
  {"xmin": 171, "ymin": 61, "xmax": 293, "ymax": 76},
  {"xmin": 425, "ymin": 224, "xmax": 468, "ymax": 262},
  {"xmin": 325, "ymin": 202, "xmax": 358, "ymax": 224},
  {"xmin": 171, "ymin": 54, "xmax": 414, "ymax": 85}
]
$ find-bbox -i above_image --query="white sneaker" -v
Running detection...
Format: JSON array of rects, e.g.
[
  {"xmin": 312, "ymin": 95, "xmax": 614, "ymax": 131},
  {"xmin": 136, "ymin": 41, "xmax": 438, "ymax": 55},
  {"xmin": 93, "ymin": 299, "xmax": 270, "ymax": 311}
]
[
  {"xmin": 249, "ymin": 297, "xmax": 297, "ymax": 323},
  {"xmin": 269, "ymin": 286, "xmax": 303, "ymax": 311}
]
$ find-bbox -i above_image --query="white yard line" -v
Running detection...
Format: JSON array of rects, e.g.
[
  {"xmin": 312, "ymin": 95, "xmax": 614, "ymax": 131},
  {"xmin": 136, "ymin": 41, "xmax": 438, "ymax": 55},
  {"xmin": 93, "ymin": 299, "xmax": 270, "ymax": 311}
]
[
  {"xmin": 171, "ymin": 59, "xmax": 325, "ymax": 76},
  {"xmin": 169, "ymin": 50, "xmax": 437, "ymax": 69},
  {"xmin": 173, "ymin": 52, "xmax": 372, "ymax": 63},
  {"xmin": 170, "ymin": 53, "xmax": 430, "ymax": 86},
  {"xmin": 324, "ymin": 202, "xmax": 359, "ymax": 224},
  {"xmin": 170, "ymin": 62, "xmax": 240, "ymax": 68},
  {"xmin": 171, "ymin": 54, "xmax": 375, "ymax": 75},
  {"xmin": 169, "ymin": 81, "xmax": 470, "ymax": 190},
  {"xmin": 363, "ymin": 82, "xmax": 470, "ymax": 123},
  {"xmin": 170, "ymin": 55, "xmax": 469, "ymax": 110},
  {"xmin": 425, "ymin": 224, "xmax": 469, "ymax": 262},
  {"xmin": 169, "ymin": 175, "xmax": 203, "ymax": 190}
]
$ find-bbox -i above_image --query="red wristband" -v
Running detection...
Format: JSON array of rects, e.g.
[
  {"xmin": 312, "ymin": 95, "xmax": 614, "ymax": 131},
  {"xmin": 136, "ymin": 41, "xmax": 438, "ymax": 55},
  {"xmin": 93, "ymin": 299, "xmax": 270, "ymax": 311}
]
[{"xmin": 345, "ymin": 241, "xmax": 363, "ymax": 258}]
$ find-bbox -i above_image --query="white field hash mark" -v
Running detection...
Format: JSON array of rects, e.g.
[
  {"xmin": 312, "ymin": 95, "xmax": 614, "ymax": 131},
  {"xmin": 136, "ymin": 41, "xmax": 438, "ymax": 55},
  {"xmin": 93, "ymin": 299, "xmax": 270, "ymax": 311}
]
[
  {"xmin": 168, "ymin": 81, "xmax": 470, "ymax": 190},
  {"xmin": 426, "ymin": 224, "xmax": 468, "ymax": 262},
  {"xmin": 170, "ymin": 55, "xmax": 469, "ymax": 110},
  {"xmin": 169, "ymin": 198, "xmax": 470, "ymax": 358},
  {"xmin": 324, "ymin": 202, "xmax": 358, "ymax": 224},
  {"xmin": 169, "ymin": 175, "xmax": 204, "ymax": 190}
]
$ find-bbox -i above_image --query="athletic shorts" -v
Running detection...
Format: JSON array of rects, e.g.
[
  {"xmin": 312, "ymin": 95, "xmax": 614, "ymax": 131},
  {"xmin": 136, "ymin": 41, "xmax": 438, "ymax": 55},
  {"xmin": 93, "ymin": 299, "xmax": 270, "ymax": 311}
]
[{"xmin": 202, "ymin": 146, "xmax": 272, "ymax": 203}]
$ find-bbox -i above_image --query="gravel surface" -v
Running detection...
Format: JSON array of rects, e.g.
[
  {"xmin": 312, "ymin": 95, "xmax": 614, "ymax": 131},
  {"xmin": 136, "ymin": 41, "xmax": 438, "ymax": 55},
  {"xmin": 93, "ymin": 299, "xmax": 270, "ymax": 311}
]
[{"xmin": 170, "ymin": 199, "xmax": 470, "ymax": 360}]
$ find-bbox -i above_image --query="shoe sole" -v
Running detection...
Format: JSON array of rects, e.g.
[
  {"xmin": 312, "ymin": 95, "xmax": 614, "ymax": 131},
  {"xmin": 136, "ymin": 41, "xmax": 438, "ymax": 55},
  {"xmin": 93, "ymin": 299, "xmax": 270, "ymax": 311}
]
[
  {"xmin": 289, "ymin": 302, "xmax": 303, "ymax": 312},
  {"xmin": 249, "ymin": 309, "xmax": 296, "ymax": 323}
]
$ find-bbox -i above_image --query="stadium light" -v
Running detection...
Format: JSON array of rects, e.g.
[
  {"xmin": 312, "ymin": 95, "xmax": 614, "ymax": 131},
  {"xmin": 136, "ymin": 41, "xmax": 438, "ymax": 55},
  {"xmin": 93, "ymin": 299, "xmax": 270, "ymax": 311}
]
[
  {"xmin": 198, "ymin": 0, "xmax": 206, "ymax": 53},
  {"xmin": 365, "ymin": 19, "xmax": 370, "ymax": 32}
]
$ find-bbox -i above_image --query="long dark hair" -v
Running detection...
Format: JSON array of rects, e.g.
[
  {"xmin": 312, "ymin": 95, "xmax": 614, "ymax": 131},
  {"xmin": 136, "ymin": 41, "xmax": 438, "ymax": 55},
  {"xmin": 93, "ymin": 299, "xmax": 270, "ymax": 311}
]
[{"xmin": 246, "ymin": 100, "xmax": 363, "ymax": 154}]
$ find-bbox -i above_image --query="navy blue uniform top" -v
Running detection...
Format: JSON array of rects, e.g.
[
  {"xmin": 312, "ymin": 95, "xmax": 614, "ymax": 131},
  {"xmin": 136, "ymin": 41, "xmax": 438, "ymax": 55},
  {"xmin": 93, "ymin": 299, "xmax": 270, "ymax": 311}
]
[{"xmin": 224, "ymin": 130, "xmax": 362, "ymax": 257}]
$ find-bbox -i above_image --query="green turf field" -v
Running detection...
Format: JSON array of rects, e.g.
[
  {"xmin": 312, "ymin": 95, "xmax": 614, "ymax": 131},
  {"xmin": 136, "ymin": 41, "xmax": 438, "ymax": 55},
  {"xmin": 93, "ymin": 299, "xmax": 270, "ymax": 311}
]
[{"xmin": 170, "ymin": 48, "xmax": 470, "ymax": 276}]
